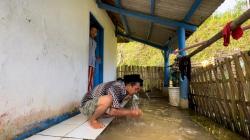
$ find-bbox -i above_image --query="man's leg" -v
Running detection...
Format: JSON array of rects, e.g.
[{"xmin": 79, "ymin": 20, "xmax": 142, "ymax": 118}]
[
  {"xmin": 88, "ymin": 66, "xmax": 94, "ymax": 92},
  {"xmin": 89, "ymin": 95, "xmax": 112, "ymax": 129}
]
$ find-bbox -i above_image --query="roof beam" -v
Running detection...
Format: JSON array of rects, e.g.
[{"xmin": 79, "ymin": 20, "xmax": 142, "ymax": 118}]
[
  {"xmin": 97, "ymin": 0, "xmax": 197, "ymax": 31},
  {"xmin": 163, "ymin": 0, "xmax": 202, "ymax": 47},
  {"xmin": 183, "ymin": 0, "xmax": 202, "ymax": 22},
  {"xmin": 115, "ymin": 0, "xmax": 130, "ymax": 34},
  {"xmin": 147, "ymin": 0, "xmax": 155, "ymax": 40},
  {"xmin": 163, "ymin": 36, "xmax": 177, "ymax": 47},
  {"xmin": 117, "ymin": 32, "xmax": 165, "ymax": 50}
]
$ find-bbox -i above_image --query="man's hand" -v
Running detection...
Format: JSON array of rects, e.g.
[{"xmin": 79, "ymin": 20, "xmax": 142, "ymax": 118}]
[
  {"xmin": 109, "ymin": 108, "xmax": 143, "ymax": 118},
  {"xmin": 129, "ymin": 109, "xmax": 143, "ymax": 118}
]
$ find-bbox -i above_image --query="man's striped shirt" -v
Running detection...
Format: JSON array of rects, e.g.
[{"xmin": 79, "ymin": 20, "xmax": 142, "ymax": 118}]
[{"xmin": 81, "ymin": 81, "xmax": 127, "ymax": 108}]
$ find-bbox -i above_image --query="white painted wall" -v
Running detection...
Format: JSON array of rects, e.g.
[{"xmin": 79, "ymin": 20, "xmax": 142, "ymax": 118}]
[{"xmin": 0, "ymin": 0, "xmax": 117, "ymax": 139}]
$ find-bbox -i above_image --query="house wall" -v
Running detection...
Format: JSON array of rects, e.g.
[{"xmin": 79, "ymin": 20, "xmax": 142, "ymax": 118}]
[{"xmin": 0, "ymin": 0, "xmax": 117, "ymax": 139}]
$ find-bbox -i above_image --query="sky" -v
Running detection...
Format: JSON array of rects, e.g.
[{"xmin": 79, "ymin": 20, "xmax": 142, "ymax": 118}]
[{"xmin": 214, "ymin": 0, "xmax": 238, "ymax": 13}]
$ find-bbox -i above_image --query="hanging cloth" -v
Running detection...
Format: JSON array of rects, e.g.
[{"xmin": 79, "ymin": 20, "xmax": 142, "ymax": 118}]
[
  {"xmin": 178, "ymin": 56, "xmax": 191, "ymax": 81},
  {"xmin": 222, "ymin": 21, "xmax": 243, "ymax": 46}
]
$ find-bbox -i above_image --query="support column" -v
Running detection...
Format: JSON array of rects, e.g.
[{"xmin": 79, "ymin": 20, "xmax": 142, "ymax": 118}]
[
  {"xmin": 163, "ymin": 49, "xmax": 170, "ymax": 87},
  {"xmin": 162, "ymin": 49, "xmax": 170, "ymax": 97},
  {"xmin": 177, "ymin": 27, "xmax": 189, "ymax": 109}
]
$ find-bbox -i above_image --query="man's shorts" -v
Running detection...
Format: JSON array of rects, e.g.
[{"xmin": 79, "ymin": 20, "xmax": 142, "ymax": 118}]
[{"xmin": 79, "ymin": 98, "xmax": 98, "ymax": 117}]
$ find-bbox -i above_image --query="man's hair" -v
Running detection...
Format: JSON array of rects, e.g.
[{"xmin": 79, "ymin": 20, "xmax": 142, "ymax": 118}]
[
  {"xmin": 90, "ymin": 24, "xmax": 98, "ymax": 30},
  {"xmin": 123, "ymin": 74, "xmax": 143, "ymax": 86}
]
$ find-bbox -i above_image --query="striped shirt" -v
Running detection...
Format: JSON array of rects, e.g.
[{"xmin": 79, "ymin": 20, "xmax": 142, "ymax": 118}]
[{"xmin": 81, "ymin": 81, "xmax": 127, "ymax": 108}]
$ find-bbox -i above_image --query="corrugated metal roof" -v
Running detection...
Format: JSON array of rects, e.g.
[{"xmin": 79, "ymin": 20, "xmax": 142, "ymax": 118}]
[
  {"xmin": 127, "ymin": 16, "xmax": 149, "ymax": 39},
  {"xmin": 150, "ymin": 23, "xmax": 175, "ymax": 45},
  {"xmin": 189, "ymin": 0, "xmax": 224, "ymax": 24},
  {"xmin": 122, "ymin": 0, "xmax": 151, "ymax": 14},
  {"xmin": 101, "ymin": 0, "xmax": 224, "ymax": 50},
  {"xmin": 154, "ymin": 0, "xmax": 195, "ymax": 21}
]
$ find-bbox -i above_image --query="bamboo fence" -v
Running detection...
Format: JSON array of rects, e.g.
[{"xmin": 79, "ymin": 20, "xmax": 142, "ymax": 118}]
[
  {"xmin": 190, "ymin": 51, "xmax": 250, "ymax": 138},
  {"xmin": 116, "ymin": 65, "xmax": 164, "ymax": 91}
]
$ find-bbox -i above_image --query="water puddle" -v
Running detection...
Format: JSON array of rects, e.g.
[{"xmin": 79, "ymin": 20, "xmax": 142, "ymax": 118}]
[{"xmin": 97, "ymin": 98, "xmax": 244, "ymax": 140}]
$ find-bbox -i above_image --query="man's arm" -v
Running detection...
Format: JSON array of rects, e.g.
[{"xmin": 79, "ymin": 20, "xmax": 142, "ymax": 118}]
[{"xmin": 108, "ymin": 108, "xmax": 142, "ymax": 118}]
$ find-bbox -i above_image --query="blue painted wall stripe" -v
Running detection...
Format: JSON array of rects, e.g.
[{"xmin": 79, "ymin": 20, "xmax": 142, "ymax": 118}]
[
  {"xmin": 14, "ymin": 111, "xmax": 79, "ymax": 140},
  {"xmin": 97, "ymin": 0, "xmax": 197, "ymax": 31}
]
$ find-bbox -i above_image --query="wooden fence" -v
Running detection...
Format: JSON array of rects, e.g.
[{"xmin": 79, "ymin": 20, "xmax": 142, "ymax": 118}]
[
  {"xmin": 190, "ymin": 51, "xmax": 250, "ymax": 138},
  {"xmin": 116, "ymin": 65, "xmax": 164, "ymax": 91}
]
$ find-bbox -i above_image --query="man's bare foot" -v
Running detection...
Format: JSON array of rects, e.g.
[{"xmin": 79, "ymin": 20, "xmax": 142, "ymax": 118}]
[{"xmin": 89, "ymin": 119, "xmax": 105, "ymax": 129}]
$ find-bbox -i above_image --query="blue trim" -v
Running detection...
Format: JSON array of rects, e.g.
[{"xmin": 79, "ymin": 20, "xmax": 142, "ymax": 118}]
[
  {"xmin": 163, "ymin": 0, "xmax": 201, "ymax": 48},
  {"xmin": 14, "ymin": 111, "xmax": 79, "ymax": 140},
  {"xmin": 117, "ymin": 32, "xmax": 164, "ymax": 50},
  {"xmin": 180, "ymin": 76, "xmax": 189, "ymax": 99},
  {"xmin": 147, "ymin": 0, "xmax": 155, "ymax": 39},
  {"xmin": 183, "ymin": 0, "xmax": 202, "ymax": 22},
  {"xmin": 97, "ymin": 0, "xmax": 197, "ymax": 31},
  {"xmin": 150, "ymin": 0, "xmax": 155, "ymax": 17},
  {"xmin": 177, "ymin": 27, "xmax": 186, "ymax": 56},
  {"xmin": 163, "ymin": 39, "xmax": 171, "ymax": 48},
  {"xmin": 177, "ymin": 27, "xmax": 188, "ymax": 99},
  {"xmin": 163, "ymin": 36, "xmax": 177, "ymax": 48},
  {"xmin": 147, "ymin": 23, "xmax": 153, "ymax": 40},
  {"xmin": 115, "ymin": 0, "xmax": 130, "ymax": 34},
  {"xmin": 163, "ymin": 49, "xmax": 170, "ymax": 87},
  {"xmin": 90, "ymin": 13, "xmax": 104, "ymax": 87},
  {"xmin": 94, "ymin": 29, "xmax": 104, "ymax": 86},
  {"xmin": 94, "ymin": 29, "xmax": 104, "ymax": 87}
]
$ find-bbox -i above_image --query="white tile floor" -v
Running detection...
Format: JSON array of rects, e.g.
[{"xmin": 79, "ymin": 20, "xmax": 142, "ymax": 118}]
[
  {"xmin": 26, "ymin": 135, "xmax": 61, "ymax": 140},
  {"xmin": 26, "ymin": 100, "xmax": 129, "ymax": 140},
  {"xmin": 65, "ymin": 117, "xmax": 114, "ymax": 140},
  {"xmin": 26, "ymin": 114, "xmax": 111, "ymax": 140}
]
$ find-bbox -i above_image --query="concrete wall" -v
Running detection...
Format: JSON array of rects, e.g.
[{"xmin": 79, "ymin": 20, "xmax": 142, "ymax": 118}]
[{"xmin": 0, "ymin": 0, "xmax": 117, "ymax": 139}]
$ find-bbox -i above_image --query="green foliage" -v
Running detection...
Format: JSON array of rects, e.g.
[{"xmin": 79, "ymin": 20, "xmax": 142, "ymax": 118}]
[
  {"xmin": 188, "ymin": 2, "xmax": 250, "ymax": 63},
  {"xmin": 117, "ymin": 42, "xmax": 164, "ymax": 66},
  {"xmin": 117, "ymin": 0, "xmax": 250, "ymax": 66}
]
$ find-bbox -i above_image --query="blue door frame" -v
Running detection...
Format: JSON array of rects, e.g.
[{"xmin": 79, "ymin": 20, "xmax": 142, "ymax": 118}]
[{"xmin": 90, "ymin": 13, "xmax": 104, "ymax": 87}]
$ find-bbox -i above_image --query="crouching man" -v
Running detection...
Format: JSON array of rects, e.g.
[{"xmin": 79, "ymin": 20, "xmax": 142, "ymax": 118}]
[{"xmin": 80, "ymin": 74, "xmax": 143, "ymax": 129}]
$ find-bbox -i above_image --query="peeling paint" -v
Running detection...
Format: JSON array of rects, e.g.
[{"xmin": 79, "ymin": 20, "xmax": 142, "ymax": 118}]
[{"xmin": 0, "ymin": 112, "xmax": 8, "ymax": 118}]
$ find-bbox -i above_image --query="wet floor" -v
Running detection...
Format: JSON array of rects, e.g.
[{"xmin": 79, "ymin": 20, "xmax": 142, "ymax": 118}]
[{"xmin": 97, "ymin": 98, "xmax": 244, "ymax": 140}]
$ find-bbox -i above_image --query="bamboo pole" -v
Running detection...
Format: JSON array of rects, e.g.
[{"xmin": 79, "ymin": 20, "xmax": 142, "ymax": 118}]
[
  {"xmin": 174, "ymin": 25, "xmax": 250, "ymax": 55},
  {"xmin": 187, "ymin": 9, "xmax": 250, "ymax": 58}
]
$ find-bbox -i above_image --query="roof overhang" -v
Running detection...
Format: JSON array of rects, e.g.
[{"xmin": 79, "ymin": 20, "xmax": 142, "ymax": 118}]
[{"xmin": 98, "ymin": 0, "xmax": 225, "ymax": 50}]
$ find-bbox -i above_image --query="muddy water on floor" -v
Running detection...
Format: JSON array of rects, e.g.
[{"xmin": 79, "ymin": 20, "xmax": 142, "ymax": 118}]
[{"xmin": 97, "ymin": 98, "xmax": 243, "ymax": 140}]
